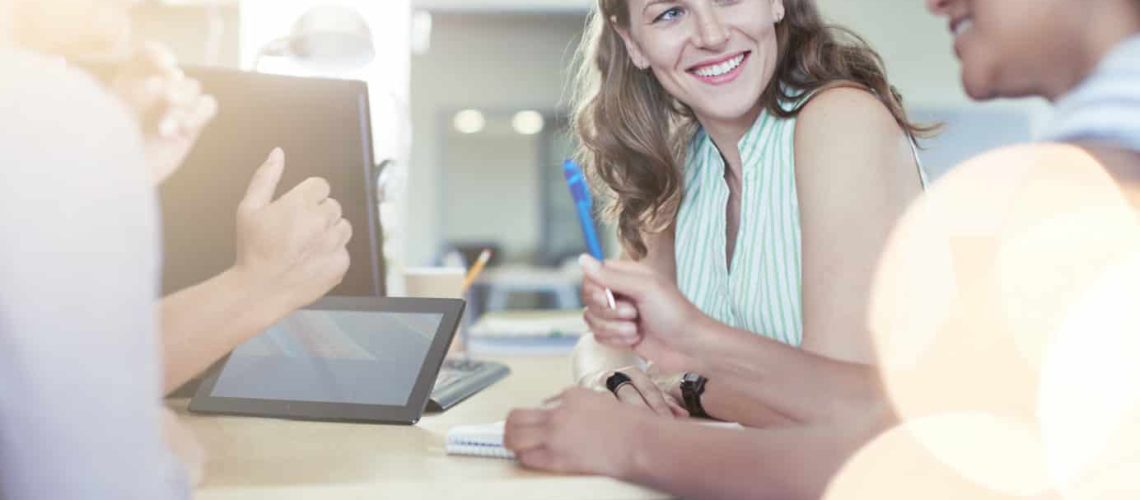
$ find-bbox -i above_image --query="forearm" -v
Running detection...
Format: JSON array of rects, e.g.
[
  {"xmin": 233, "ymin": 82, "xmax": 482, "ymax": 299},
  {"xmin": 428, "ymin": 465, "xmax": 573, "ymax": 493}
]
[
  {"xmin": 624, "ymin": 419, "xmax": 878, "ymax": 500},
  {"xmin": 699, "ymin": 377, "xmax": 798, "ymax": 427},
  {"xmin": 687, "ymin": 317, "xmax": 887, "ymax": 426},
  {"xmin": 571, "ymin": 333, "xmax": 641, "ymax": 384},
  {"xmin": 160, "ymin": 267, "xmax": 289, "ymax": 392}
]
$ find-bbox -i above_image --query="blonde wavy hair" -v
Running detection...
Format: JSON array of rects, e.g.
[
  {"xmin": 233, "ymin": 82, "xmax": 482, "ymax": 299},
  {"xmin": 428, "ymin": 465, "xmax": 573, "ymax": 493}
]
[{"xmin": 572, "ymin": 0, "xmax": 932, "ymax": 258}]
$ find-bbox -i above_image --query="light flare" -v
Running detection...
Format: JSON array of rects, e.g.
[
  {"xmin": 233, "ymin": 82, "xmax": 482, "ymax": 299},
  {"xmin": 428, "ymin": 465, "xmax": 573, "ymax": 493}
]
[{"xmin": 838, "ymin": 144, "xmax": 1140, "ymax": 498}]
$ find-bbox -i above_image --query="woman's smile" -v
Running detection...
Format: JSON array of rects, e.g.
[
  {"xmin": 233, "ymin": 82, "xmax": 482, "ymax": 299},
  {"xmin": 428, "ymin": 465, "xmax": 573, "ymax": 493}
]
[
  {"xmin": 950, "ymin": 15, "xmax": 974, "ymax": 58},
  {"xmin": 687, "ymin": 50, "xmax": 752, "ymax": 84}
]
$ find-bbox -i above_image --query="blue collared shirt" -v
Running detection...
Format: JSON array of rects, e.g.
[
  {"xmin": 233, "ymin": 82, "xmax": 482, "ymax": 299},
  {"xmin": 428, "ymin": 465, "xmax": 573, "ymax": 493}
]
[{"xmin": 1043, "ymin": 36, "xmax": 1140, "ymax": 152}]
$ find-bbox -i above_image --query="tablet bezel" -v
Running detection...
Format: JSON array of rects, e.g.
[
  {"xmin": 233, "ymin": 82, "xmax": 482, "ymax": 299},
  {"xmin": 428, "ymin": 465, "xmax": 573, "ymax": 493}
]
[{"xmin": 188, "ymin": 296, "xmax": 465, "ymax": 425}]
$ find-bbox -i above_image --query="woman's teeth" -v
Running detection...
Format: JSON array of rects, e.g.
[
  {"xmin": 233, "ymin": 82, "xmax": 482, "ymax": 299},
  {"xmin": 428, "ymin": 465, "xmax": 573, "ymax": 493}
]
[
  {"xmin": 694, "ymin": 54, "xmax": 745, "ymax": 78},
  {"xmin": 954, "ymin": 18, "xmax": 974, "ymax": 37}
]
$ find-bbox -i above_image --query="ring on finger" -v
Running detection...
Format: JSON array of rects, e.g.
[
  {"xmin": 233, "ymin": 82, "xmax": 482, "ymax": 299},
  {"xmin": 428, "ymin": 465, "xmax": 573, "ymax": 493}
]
[
  {"xmin": 604, "ymin": 371, "xmax": 633, "ymax": 396},
  {"xmin": 611, "ymin": 381, "xmax": 635, "ymax": 397}
]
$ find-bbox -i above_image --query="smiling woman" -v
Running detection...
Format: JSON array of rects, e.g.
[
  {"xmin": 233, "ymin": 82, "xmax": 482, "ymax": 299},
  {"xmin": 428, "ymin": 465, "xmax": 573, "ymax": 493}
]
[
  {"xmin": 564, "ymin": 0, "xmax": 929, "ymax": 426},
  {"xmin": 576, "ymin": 0, "xmax": 930, "ymax": 259}
]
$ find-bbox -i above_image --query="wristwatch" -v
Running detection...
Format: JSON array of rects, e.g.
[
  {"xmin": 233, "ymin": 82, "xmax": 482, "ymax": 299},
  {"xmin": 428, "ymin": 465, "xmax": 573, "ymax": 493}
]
[{"xmin": 680, "ymin": 373, "xmax": 710, "ymax": 418}]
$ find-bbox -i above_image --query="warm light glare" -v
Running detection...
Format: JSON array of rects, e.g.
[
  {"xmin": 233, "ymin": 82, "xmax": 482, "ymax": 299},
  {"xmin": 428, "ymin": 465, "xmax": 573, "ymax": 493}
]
[
  {"xmin": 453, "ymin": 109, "xmax": 485, "ymax": 135},
  {"xmin": 1039, "ymin": 254, "xmax": 1140, "ymax": 498},
  {"xmin": 511, "ymin": 110, "xmax": 545, "ymax": 135},
  {"xmin": 825, "ymin": 414, "xmax": 1052, "ymax": 499},
  {"xmin": 848, "ymin": 143, "xmax": 1140, "ymax": 498}
]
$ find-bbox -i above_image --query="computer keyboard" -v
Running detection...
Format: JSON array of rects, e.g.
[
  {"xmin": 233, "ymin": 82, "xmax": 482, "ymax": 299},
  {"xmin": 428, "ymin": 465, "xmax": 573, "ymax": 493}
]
[{"xmin": 427, "ymin": 359, "xmax": 511, "ymax": 412}]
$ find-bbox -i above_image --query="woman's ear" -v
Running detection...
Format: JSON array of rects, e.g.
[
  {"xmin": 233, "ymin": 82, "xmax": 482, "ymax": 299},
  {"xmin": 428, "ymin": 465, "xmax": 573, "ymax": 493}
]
[
  {"xmin": 771, "ymin": 0, "xmax": 786, "ymax": 23},
  {"xmin": 611, "ymin": 17, "xmax": 652, "ymax": 70}
]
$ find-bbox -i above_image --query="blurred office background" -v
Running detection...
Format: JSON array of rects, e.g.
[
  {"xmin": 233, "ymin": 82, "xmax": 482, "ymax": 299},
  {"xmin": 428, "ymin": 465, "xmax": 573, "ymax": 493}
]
[{"xmin": 134, "ymin": 0, "xmax": 1050, "ymax": 340}]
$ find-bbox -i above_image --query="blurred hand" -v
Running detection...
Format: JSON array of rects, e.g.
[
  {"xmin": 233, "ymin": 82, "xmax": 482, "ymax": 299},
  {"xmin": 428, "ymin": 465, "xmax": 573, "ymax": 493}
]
[
  {"xmin": 505, "ymin": 387, "xmax": 649, "ymax": 477},
  {"xmin": 161, "ymin": 407, "xmax": 204, "ymax": 486},
  {"xmin": 580, "ymin": 255, "xmax": 711, "ymax": 373},
  {"xmin": 234, "ymin": 148, "xmax": 352, "ymax": 312},
  {"xmin": 580, "ymin": 366, "xmax": 687, "ymax": 418},
  {"xmin": 111, "ymin": 42, "xmax": 217, "ymax": 185}
]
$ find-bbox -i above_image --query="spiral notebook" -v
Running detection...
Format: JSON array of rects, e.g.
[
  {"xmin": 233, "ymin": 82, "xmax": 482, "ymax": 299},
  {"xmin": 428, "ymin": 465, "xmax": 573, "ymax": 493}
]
[{"xmin": 446, "ymin": 421, "xmax": 516, "ymax": 459}]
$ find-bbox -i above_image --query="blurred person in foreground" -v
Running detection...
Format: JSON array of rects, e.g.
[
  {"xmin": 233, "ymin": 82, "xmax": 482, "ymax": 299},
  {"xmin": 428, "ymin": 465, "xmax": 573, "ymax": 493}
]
[
  {"xmin": 0, "ymin": 0, "xmax": 351, "ymax": 497},
  {"xmin": 506, "ymin": 0, "xmax": 1140, "ymax": 498}
]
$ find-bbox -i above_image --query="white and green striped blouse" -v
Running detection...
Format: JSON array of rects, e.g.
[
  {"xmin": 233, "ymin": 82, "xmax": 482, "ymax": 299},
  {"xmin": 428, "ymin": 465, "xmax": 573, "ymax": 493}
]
[
  {"xmin": 675, "ymin": 94, "xmax": 925, "ymax": 348},
  {"xmin": 675, "ymin": 100, "xmax": 806, "ymax": 347}
]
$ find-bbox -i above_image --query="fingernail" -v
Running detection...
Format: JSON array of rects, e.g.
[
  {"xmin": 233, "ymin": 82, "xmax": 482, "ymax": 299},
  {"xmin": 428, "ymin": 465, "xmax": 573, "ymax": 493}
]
[
  {"xmin": 578, "ymin": 254, "xmax": 600, "ymax": 272},
  {"xmin": 269, "ymin": 147, "xmax": 284, "ymax": 164}
]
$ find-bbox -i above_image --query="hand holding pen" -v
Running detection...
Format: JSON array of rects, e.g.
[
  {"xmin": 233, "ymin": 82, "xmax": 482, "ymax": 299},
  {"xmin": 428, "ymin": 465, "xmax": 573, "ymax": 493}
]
[
  {"xmin": 580, "ymin": 255, "xmax": 641, "ymax": 341},
  {"xmin": 579, "ymin": 255, "xmax": 705, "ymax": 374}
]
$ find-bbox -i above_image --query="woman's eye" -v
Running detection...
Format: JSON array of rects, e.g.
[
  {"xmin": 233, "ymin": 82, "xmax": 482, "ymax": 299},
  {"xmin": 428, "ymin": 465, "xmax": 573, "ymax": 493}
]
[{"xmin": 654, "ymin": 7, "xmax": 684, "ymax": 23}]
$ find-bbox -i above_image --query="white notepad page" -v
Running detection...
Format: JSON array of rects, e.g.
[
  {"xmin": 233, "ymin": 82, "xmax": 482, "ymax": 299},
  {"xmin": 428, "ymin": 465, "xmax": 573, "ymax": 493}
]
[{"xmin": 446, "ymin": 421, "xmax": 515, "ymax": 459}]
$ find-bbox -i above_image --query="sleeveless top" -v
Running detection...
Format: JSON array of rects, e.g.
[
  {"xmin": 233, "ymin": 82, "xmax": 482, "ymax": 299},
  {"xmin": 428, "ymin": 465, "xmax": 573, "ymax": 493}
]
[{"xmin": 674, "ymin": 94, "xmax": 926, "ymax": 347}]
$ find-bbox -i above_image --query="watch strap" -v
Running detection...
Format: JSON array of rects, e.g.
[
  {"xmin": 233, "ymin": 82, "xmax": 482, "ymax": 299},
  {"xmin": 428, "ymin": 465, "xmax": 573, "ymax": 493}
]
[{"xmin": 681, "ymin": 373, "xmax": 709, "ymax": 419}]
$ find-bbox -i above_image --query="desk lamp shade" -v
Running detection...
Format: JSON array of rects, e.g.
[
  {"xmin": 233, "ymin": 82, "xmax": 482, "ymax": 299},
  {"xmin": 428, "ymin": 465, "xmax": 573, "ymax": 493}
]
[{"xmin": 260, "ymin": 4, "xmax": 375, "ymax": 72}]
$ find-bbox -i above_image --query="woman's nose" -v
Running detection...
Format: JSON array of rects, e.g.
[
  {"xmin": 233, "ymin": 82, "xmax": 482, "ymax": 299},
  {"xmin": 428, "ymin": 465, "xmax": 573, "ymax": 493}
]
[{"xmin": 692, "ymin": 6, "xmax": 730, "ymax": 49}]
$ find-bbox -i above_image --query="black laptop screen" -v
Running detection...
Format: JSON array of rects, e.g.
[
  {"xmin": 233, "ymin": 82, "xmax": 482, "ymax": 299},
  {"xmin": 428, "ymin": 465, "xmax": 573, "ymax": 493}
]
[{"xmin": 160, "ymin": 68, "xmax": 384, "ymax": 296}]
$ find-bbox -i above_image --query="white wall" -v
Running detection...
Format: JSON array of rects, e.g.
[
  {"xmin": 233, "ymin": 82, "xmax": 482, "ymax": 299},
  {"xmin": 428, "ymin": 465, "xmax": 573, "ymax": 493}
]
[
  {"xmin": 406, "ymin": 13, "xmax": 585, "ymax": 266},
  {"xmin": 442, "ymin": 129, "xmax": 543, "ymax": 259},
  {"xmin": 814, "ymin": 0, "xmax": 1050, "ymax": 178},
  {"xmin": 413, "ymin": 0, "xmax": 590, "ymax": 13},
  {"xmin": 817, "ymin": 0, "xmax": 966, "ymax": 106}
]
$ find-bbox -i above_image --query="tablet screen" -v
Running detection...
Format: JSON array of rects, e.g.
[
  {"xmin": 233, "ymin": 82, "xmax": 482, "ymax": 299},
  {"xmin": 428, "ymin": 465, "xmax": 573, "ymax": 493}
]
[{"xmin": 209, "ymin": 310, "xmax": 443, "ymax": 406}]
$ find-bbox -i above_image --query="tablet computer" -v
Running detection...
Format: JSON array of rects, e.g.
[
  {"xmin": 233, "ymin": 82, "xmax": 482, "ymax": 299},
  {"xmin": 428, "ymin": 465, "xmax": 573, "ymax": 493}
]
[{"xmin": 189, "ymin": 297, "xmax": 464, "ymax": 424}]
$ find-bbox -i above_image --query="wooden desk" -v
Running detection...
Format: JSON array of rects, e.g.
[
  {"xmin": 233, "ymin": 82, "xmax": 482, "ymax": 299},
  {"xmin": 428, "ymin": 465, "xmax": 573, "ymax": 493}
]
[{"xmin": 172, "ymin": 356, "xmax": 667, "ymax": 499}]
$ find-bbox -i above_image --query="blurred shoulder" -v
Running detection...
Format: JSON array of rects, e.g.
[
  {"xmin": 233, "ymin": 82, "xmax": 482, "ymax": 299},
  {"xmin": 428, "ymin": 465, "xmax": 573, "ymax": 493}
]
[
  {"xmin": 0, "ymin": 49, "xmax": 125, "ymax": 118},
  {"xmin": 0, "ymin": 49, "xmax": 146, "ymax": 194}
]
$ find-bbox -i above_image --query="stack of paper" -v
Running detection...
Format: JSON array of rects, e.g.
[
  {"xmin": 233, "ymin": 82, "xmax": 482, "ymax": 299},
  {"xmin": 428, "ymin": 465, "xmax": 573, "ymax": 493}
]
[
  {"xmin": 469, "ymin": 310, "xmax": 588, "ymax": 338},
  {"xmin": 467, "ymin": 310, "xmax": 586, "ymax": 355},
  {"xmin": 446, "ymin": 422, "xmax": 515, "ymax": 459}
]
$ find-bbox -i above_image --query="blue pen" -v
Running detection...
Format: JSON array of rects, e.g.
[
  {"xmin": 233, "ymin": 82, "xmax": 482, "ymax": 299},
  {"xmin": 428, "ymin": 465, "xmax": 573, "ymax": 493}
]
[{"xmin": 563, "ymin": 159, "xmax": 617, "ymax": 310}]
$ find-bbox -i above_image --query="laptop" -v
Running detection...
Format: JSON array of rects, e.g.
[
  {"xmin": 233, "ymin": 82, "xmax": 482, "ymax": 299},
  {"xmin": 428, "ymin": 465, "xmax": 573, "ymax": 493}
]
[
  {"xmin": 157, "ymin": 67, "xmax": 384, "ymax": 296},
  {"xmin": 84, "ymin": 65, "xmax": 509, "ymax": 408}
]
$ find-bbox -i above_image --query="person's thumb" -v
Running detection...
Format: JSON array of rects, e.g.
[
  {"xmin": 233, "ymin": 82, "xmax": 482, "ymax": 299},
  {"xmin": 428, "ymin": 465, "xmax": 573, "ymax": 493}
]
[
  {"xmin": 579, "ymin": 254, "xmax": 645, "ymax": 301},
  {"xmin": 240, "ymin": 148, "xmax": 285, "ymax": 211}
]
